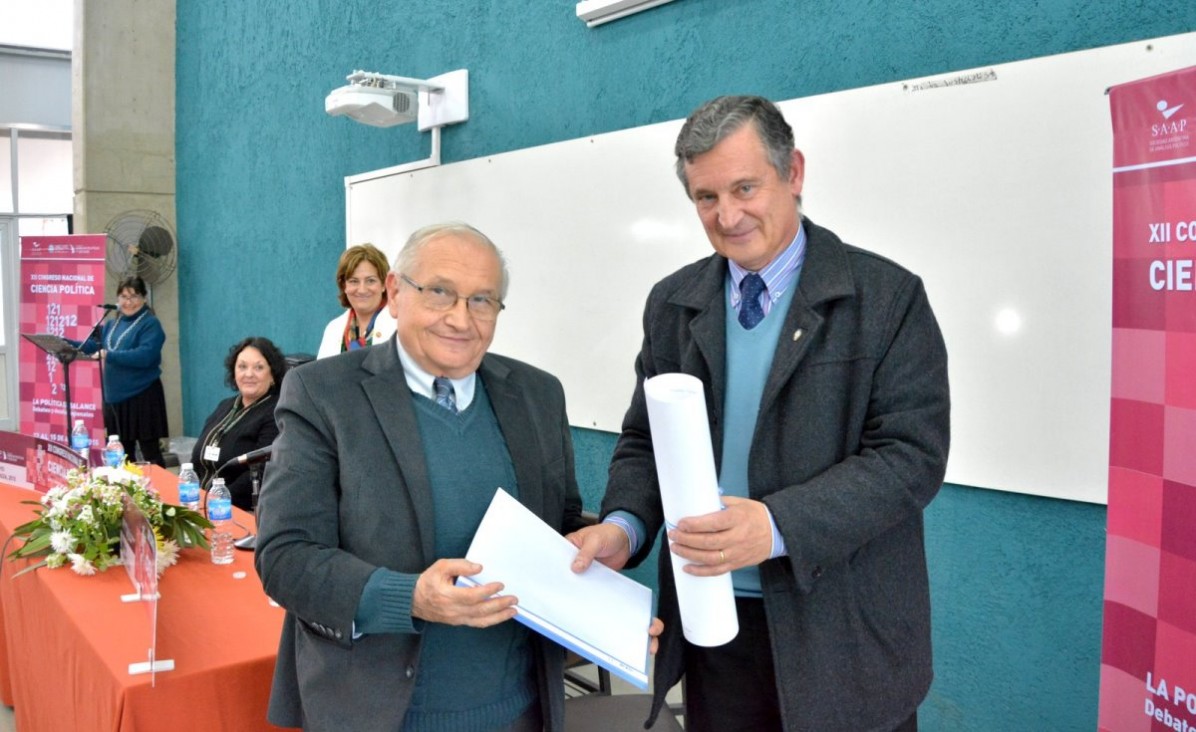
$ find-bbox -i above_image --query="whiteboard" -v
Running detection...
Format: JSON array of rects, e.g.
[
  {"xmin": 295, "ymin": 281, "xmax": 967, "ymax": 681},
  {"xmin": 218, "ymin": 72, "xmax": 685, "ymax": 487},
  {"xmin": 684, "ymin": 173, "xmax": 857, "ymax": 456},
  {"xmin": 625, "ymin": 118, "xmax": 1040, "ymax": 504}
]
[{"xmin": 347, "ymin": 32, "xmax": 1196, "ymax": 505}]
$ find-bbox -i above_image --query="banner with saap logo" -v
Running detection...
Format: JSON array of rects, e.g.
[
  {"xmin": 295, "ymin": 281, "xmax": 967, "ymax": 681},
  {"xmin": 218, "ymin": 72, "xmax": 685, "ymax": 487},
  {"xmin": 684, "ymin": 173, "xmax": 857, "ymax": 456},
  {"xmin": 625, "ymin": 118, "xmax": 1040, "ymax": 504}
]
[
  {"xmin": 18, "ymin": 235, "xmax": 107, "ymax": 455},
  {"xmin": 1100, "ymin": 66, "xmax": 1196, "ymax": 732}
]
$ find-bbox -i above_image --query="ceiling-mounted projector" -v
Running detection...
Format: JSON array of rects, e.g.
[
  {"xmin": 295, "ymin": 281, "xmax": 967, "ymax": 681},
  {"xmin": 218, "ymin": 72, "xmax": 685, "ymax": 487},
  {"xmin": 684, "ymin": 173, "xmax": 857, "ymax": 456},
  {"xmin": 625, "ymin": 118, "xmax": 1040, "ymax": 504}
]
[
  {"xmin": 325, "ymin": 84, "xmax": 417, "ymax": 127},
  {"xmin": 324, "ymin": 70, "xmax": 469, "ymax": 130}
]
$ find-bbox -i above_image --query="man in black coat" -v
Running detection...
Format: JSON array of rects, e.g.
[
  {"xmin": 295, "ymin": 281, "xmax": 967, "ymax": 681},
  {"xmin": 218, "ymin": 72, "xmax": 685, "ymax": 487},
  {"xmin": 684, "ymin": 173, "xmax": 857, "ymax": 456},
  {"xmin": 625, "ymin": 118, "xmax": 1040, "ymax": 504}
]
[
  {"xmin": 257, "ymin": 223, "xmax": 594, "ymax": 731},
  {"xmin": 571, "ymin": 96, "xmax": 951, "ymax": 732}
]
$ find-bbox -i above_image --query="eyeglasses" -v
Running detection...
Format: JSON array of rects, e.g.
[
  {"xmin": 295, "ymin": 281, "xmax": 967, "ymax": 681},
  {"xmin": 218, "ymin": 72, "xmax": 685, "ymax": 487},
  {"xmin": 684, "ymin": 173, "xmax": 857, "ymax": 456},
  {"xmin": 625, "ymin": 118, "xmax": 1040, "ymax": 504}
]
[
  {"xmin": 117, "ymin": 293, "xmax": 144, "ymax": 302},
  {"xmin": 400, "ymin": 274, "xmax": 505, "ymax": 321}
]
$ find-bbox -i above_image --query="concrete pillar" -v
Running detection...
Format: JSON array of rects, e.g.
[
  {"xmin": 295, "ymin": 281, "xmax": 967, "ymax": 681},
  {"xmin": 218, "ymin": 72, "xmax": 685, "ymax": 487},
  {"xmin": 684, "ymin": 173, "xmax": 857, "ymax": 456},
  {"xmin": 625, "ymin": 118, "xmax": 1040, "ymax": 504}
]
[{"xmin": 73, "ymin": 0, "xmax": 182, "ymax": 444}]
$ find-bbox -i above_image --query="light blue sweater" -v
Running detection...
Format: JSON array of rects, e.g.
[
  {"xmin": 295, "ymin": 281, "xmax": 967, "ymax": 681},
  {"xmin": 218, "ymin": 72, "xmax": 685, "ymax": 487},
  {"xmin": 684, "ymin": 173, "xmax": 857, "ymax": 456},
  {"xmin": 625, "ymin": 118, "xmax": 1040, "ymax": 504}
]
[{"xmin": 720, "ymin": 279, "xmax": 798, "ymax": 596}]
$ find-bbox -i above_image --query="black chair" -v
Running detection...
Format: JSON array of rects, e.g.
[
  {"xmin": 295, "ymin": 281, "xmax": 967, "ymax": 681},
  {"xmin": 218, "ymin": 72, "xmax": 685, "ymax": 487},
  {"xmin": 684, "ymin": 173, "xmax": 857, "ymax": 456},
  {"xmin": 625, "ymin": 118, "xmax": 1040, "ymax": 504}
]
[
  {"xmin": 564, "ymin": 691, "xmax": 683, "ymax": 731},
  {"xmin": 561, "ymin": 511, "xmax": 684, "ymax": 731},
  {"xmin": 284, "ymin": 352, "xmax": 316, "ymax": 371}
]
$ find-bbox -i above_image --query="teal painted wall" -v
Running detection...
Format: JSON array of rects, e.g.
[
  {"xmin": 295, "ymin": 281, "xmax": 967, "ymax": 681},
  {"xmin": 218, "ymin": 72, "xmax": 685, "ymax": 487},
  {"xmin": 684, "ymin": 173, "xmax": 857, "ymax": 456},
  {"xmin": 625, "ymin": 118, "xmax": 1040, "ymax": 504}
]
[{"xmin": 176, "ymin": 2, "xmax": 1194, "ymax": 729}]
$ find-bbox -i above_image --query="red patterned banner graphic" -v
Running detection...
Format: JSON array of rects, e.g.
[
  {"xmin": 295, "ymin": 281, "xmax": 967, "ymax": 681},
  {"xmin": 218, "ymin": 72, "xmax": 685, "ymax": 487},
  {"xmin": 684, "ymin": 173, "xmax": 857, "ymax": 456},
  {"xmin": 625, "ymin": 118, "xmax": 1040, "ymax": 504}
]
[
  {"xmin": 18, "ymin": 235, "xmax": 108, "ymax": 454},
  {"xmin": 1100, "ymin": 65, "xmax": 1196, "ymax": 732},
  {"xmin": 0, "ymin": 431, "xmax": 87, "ymax": 494}
]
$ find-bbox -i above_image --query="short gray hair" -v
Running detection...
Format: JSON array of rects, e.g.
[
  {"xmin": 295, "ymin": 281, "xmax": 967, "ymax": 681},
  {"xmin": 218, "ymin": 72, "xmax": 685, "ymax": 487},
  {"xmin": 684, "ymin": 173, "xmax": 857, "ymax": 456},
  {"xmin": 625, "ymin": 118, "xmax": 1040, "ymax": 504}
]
[
  {"xmin": 392, "ymin": 222, "xmax": 510, "ymax": 300},
  {"xmin": 674, "ymin": 96, "xmax": 795, "ymax": 197}
]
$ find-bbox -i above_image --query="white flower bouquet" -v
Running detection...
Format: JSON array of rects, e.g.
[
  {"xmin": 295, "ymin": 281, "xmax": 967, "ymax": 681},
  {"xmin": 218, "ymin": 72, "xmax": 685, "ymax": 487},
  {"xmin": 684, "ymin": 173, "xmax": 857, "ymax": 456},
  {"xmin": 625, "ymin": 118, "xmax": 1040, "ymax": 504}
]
[{"xmin": 7, "ymin": 464, "xmax": 211, "ymax": 577}]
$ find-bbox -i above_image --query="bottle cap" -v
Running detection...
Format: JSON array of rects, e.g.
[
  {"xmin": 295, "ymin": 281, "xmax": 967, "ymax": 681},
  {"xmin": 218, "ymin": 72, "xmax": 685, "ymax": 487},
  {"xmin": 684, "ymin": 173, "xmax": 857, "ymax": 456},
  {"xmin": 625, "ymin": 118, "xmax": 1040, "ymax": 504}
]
[
  {"xmin": 109, "ymin": 435, "xmax": 120, "ymax": 441},
  {"xmin": 181, "ymin": 462, "xmax": 193, "ymax": 470}
]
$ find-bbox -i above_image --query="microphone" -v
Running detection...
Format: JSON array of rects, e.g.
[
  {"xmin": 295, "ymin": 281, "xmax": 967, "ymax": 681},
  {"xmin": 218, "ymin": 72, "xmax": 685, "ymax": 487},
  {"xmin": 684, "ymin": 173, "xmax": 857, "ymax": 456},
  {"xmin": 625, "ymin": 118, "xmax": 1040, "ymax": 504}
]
[
  {"xmin": 216, "ymin": 445, "xmax": 273, "ymax": 475},
  {"xmin": 226, "ymin": 445, "xmax": 273, "ymax": 553},
  {"xmin": 98, "ymin": 303, "xmax": 118, "ymax": 310}
]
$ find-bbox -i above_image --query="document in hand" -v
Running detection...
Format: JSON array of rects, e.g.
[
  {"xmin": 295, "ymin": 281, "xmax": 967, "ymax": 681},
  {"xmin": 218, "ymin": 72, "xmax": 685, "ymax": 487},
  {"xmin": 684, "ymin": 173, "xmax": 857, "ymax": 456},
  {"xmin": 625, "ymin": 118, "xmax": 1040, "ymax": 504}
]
[{"xmin": 457, "ymin": 488, "xmax": 654, "ymax": 689}]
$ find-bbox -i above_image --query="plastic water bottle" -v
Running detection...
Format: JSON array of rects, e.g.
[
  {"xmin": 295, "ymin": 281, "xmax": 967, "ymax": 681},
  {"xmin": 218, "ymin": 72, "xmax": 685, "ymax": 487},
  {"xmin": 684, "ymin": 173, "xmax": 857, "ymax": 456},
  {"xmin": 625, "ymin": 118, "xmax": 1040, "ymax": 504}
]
[
  {"xmin": 207, "ymin": 477, "xmax": 234, "ymax": 565},
  {"xmin": 70, "ymin": 419, "xmax": 90, "ymax": 463},
  {"xmin": 177, "ymin": 462, "xmax": 200, "ymax": 512},
  {"xmin": 104, "ymin": 435, "xmax": 125, "ymax": 468}
]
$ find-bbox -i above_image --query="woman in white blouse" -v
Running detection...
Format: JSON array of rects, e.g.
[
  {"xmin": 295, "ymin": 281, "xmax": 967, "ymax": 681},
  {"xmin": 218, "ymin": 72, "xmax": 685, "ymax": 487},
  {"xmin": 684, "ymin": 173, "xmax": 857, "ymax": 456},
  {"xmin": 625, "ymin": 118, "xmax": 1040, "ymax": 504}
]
[{"xmin": 316, "ymin": 243, "xmax": 396, "ymax": 358}]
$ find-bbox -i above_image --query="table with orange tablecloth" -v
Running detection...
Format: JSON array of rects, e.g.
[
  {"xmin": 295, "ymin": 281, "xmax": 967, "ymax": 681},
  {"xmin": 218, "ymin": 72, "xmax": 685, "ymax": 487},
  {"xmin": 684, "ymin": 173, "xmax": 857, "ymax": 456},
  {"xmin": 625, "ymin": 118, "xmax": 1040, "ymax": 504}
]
[{"xmin": 0, "ymin": 466, "xmax": 292, "ymax": 731}]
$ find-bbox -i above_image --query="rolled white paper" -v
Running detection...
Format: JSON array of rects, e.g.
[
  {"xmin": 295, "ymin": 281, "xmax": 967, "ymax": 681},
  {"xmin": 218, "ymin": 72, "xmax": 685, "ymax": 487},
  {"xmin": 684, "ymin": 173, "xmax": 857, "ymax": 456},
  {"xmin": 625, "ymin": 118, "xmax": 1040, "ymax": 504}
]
[{"xmin": 644, "ymin": 373, "xmax": 739, "ymax": 647}]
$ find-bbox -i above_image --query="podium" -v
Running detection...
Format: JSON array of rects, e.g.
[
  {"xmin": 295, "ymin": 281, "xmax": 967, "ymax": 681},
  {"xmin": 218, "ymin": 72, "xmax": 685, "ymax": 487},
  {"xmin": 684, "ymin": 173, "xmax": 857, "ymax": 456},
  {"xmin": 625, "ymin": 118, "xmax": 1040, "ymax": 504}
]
[{"xmin": 21, "ymin": 333, "xmax": 88, "ymax": 437}]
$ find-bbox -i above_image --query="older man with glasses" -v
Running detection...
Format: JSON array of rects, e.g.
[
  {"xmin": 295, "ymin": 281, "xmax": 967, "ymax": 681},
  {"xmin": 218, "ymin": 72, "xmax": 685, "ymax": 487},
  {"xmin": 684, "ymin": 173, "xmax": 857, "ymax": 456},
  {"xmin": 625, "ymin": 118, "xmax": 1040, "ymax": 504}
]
[{"xmin": 256, "ymin": 222, "xmax": 631, "ymax": 732}]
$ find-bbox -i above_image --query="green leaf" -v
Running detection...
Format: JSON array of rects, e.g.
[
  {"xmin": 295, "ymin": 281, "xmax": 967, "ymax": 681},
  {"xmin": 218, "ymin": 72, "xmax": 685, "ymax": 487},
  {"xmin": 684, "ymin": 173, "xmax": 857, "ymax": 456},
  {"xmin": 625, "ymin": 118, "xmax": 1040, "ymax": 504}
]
[{"xmin": 11, "ymin": 560, "xmax": 48, "ymax": 578}]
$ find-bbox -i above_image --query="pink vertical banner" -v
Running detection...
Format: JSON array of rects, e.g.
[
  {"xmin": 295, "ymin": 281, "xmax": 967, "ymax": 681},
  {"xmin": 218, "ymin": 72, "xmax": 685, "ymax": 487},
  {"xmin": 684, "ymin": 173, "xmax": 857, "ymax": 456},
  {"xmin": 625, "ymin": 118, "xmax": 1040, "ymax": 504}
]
[
  {"xmin": 18, "ymin": 235, "xmax": 108, "ymax": 453},
  {"xmin": 1100, "ymin": 66, "xmax": 1196, "ymax": 732}
]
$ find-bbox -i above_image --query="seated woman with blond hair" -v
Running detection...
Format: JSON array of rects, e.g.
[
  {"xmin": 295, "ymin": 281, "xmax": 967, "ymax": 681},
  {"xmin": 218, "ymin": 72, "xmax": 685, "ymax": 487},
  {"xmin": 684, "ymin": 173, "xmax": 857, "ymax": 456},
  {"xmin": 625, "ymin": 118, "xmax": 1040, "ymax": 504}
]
[{"xmin": 316, "ymin": 243, "xmax": 396, "ymax": 358}]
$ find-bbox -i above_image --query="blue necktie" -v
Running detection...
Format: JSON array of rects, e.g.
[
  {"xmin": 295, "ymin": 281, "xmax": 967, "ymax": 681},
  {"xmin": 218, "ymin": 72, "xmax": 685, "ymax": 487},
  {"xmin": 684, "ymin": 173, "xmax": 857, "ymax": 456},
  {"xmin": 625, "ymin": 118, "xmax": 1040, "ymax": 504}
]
[
  {"xmin": 433, "ymin": 377, "xmax": 457, "ymax": 413},
  {"xmin": 738, "ymin": 273, "xmax": 766, "ymax": 330}
]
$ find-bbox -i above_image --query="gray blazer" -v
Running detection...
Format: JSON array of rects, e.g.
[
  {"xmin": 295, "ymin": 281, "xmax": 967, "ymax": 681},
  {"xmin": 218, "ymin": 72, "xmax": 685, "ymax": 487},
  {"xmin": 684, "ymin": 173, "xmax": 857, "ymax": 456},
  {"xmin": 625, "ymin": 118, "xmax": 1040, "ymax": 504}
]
[
  {"xmin": 604, "ymin": 219, "xmax": 951, "ymax": 731},
  {"xmin": 255, "ymin": 338, "xmax": 585, "ymax": 731}
]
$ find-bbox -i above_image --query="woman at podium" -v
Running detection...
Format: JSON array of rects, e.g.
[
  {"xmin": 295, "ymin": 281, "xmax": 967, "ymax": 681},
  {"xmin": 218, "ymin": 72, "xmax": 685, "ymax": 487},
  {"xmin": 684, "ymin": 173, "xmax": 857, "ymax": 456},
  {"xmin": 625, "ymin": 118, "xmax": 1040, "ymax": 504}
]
[
  {"xmin": 316, "ymin": 243, "xmax": 396, "ymax": 358},
  {"xmin": 192, "ymin": 336, "xmax": 287, "ymax": 509},
  {"xmin": 71, "ymin": 275, "xmax": 169, "ymax": 466}
]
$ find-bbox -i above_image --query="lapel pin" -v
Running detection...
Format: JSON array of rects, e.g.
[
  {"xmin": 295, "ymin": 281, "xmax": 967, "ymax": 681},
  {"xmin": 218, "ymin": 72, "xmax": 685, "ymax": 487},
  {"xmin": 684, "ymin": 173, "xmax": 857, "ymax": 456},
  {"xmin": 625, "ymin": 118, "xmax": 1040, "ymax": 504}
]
[{"xmin": 792, "ymin": 329, "xmax": 803, "ymax": 341}]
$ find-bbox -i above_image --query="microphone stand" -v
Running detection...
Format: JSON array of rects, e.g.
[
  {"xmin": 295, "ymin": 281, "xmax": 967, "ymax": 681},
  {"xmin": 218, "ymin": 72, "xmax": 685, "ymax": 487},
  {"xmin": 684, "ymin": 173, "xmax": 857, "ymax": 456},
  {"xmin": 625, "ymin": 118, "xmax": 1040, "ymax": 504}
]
[
  {"xmin": 233, "ymin": 462, "xmax": 262, "ymax": 551},
  {"xmin": 83, "ymin": 310, "xmax": 109, "ymax": 454}
]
